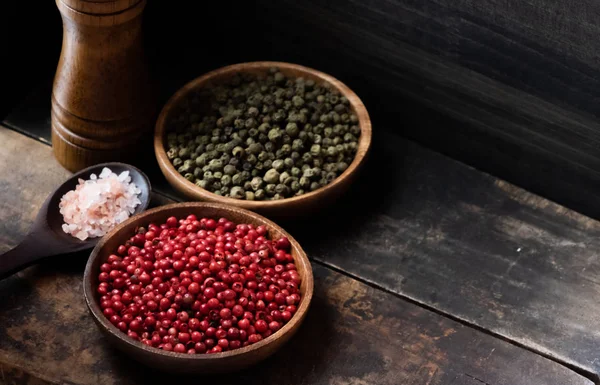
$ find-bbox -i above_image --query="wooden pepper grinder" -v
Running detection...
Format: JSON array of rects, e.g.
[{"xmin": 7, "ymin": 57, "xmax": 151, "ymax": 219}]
[{"xmin": 52, "ymin": 0, "xmax": 154, "ymax": 172}]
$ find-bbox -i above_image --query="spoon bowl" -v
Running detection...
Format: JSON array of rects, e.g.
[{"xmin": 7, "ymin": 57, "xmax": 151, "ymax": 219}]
[{"xmin": 0, "ymin": 162, "xmax": 151, "ymax": 279}]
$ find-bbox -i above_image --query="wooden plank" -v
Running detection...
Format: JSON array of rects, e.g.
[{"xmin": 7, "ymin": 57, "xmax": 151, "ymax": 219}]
[
  {"xmin": 284, "ymin": 131, "xmax": 600, "ymax": 378},
  {"xmin": 244, "ymin": 0, "xmax": 600, "ymax": 220},
  {"xmin": 6, "ymin": 85, "xmax": 600, "ymax": 379},
  {"xmin": 0, "ymin": 127, "xmax": 591, "ymax": 385}
]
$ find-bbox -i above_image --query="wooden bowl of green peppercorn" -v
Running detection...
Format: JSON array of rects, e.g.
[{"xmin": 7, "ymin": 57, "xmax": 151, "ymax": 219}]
[{"xmin": 155, "ymin": 62, "xmax": 372, "ymax": 218}]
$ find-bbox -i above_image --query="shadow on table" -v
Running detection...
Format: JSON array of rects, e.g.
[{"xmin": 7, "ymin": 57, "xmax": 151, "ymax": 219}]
[
  {"xmin": 282, "ymin": 131, "xmax": 410, "ymax": 245},
  {"xmin": 105, "ymin": 293, "xmax": 336, "ymax": 384}
]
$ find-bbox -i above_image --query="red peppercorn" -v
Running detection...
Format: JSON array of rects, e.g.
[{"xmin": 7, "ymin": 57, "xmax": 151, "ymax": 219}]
[{"xmin": 96, "ymin": 215, "xmax": 301, "ymax": 355}]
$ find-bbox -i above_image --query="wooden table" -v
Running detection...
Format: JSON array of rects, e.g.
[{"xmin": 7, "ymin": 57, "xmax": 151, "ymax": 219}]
[{"xmin": 2, "ymin": 96, "xmax": 600, "ymax": 384}]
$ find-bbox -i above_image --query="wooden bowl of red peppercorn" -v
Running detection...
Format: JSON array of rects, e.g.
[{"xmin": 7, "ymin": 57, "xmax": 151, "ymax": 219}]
[
  {"xmin": 154, "ymin": 61, "xmax": 372, "ymax": 218},
  {"xmin": 83, "ymin": 202, "xmax": 313, "ymax": 374}
]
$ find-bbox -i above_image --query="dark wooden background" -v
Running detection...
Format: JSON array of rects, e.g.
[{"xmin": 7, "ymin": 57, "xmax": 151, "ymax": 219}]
[{"xmin": 3, "ymin": 0, "xmax": 600, "ymax": 218}]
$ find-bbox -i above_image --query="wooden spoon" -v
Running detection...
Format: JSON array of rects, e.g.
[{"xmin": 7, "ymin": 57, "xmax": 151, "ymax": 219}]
[{"xmin": 0, "ymin": 163, "xmax": 151, "ymax": 279}]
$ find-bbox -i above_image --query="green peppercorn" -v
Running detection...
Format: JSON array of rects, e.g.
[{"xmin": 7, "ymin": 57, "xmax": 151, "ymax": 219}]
[
  {"xmin": 271, "ymin": 159, "xmax": 285, "ymax": 172},
  {"xmin": 232, "ymin": 146, "xmax": 245, "ymax": 158},
  {"xmin": 264, "ymin": 169, "xmax": 280, "ymax": 184},
  {"xmin": 220, "ymin": 174, "xmax": 232, "ymax": 187},
  {"xmin": 167, "ymin": 148, "xmax": 178, "ymax": 160},
  {"xmin": 279, "ymin": 171, "xmax": 291, "ymax": 184},
  {"xmin": 265, "ymin": 184, "xmax": 276, "ymax": 196},
  {"xmin": 247, "ymin": 107, "xmax": 259, "ymax": 117},
  {"xmin": 195, "ymin": 179, "xmax": 209, "ymax": 189},
  {"xmin": 167, "ymin": 69, "xmax": 360, "ymax": 201},
  {"xmin": 274, "ymin": 72, "xmax": 285, "ymax": 84},
  {"xmin": 310, "ymin": 182, "xmax": 320, "ymax": 191},
  {"xmin": 230, "ymin": 186, "xmax": 245, "ymax": 199},
  {"xmin": 273, "ymin": 110, "xmax": 286, "ymax": 122},
  {"xmin": 208, "ymin": 159, "xmax": 223, "ymax": 172},
  {"xmin": 310, "ymin": 144, "xmax": 321, "ymax": 157},
  {"xmin": 281, "ymin": 144, "xmax": 291, "ymax": 156},
  {"xmin": 268, "ymin": 128, "xmax": 282, "ymax": 142},
  {"xmin": 292, "ymin": 95, "xmax": 304, "ymax": 107},
  {"xmin": 264, "ymin": 142, "xmax": 275, "ymax": 152},
  {"xmin": 344, "ymin": 133, "xmax": 356, "ymax": 143},
  {"xmin": 232, "ymin": 173, "xmax": 243, "ymax": 185},
  {"xmin": 258, "ymin": 151, "xmax": 269, "ymax": 162},
  {"xmin": 258, "ymin": 123, "xmax": 271, "ymax": 133},
  {"xmin": 284, "ymin": 122, "xmax": 298, "ymax": 138},
  {"xmin": 325, "ymin": 171, "xmax": 337, "ymax": 183},
  {"xmin": 291, "ymin": 180, "xmax": 300, "ymax": 192},
  {"xmin": 275, "ymin": 184, "xmax": 290, "ymax": 196},
  {"xmin": 283, "ymin": 158, "xmax": 294, "ymax": 169},
  {"xmin": 303, "ymin": 168, "xmax": 316, "ymax": 179},
  {"xmin": 246, "ymin": 154, "xmax": 258, "ymax": 165},
  {"xmin": 247, "ymin": 143, "xmax": 263, "ymax": 154},
  {"xmin": 255, "ymin": 189, "xmax": 266, "ymax": 200},
  {"xmin": 221, "ymin": 154, "xmax": 231, "ymax": 164},
  {"xmin": 250, "ymin": 176, "xmax": 263, "ymax": 191}
]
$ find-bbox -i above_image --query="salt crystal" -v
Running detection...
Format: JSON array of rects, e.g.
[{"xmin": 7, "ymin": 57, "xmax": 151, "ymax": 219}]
[
  {"xmin": 99, "ymin": 168, "xmax": 112, "ymax": 179},
  {"xmin": 118, "ymin": 171, "xmax": 129, "ymax": 182},
  {"xmin": 59, "ymin": 167, "xmax": 141, "ymax": 241}
]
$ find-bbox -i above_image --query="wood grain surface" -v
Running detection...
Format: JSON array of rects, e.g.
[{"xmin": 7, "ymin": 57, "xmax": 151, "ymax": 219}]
[
  {"xmin": 8, "ymin": 105, "xmax": 600, "ymax": 380},
  {"xmin": 247, "ymin": 0, "xmax": 600, "ymax": 221},
  {"xmin": 0, "ymin": 126, "xmax": 592, "ymax": 384},
  {"xmin": 288, "ymin": 131, "xmax": 600, "ymax": 378}
]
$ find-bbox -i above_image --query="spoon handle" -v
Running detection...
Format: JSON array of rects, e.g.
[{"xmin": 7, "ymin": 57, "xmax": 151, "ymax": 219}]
[{"xmin": 0, "ymin": 233, "xmax": 58, "ymax": 280}]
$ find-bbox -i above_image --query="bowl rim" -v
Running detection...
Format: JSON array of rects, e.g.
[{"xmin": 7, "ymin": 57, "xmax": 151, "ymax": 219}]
[
  {"xmin": 154, "ymin": 61, "xmax": 372, "ymax": 209},
  {"xmin": 83, "ymin": 201, "xmax": 314, "ymax": 361}
]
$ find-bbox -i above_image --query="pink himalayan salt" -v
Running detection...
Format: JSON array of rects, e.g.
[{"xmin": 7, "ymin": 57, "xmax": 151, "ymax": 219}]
[{"xmin": 59, "ymin": 167, "xmax": 141, "ymax": 241}]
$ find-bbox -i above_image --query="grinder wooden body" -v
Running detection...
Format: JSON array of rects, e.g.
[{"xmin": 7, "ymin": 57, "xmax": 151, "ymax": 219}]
[{"xmin": 52, "ymin": 0, "xmax": 154, "ymax": 172}]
